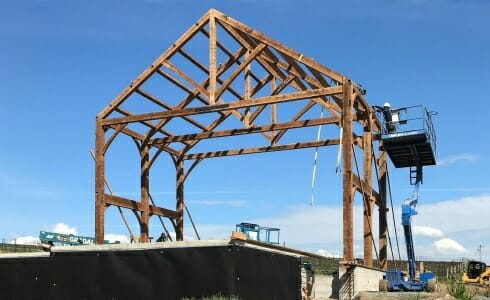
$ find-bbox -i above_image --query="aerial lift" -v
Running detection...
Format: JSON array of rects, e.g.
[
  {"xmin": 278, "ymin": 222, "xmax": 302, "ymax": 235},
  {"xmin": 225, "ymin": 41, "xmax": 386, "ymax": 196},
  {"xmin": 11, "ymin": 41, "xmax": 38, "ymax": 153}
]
[{"xmin": 375, "ymin": 104, "xmax": 437, "ymax": 292}]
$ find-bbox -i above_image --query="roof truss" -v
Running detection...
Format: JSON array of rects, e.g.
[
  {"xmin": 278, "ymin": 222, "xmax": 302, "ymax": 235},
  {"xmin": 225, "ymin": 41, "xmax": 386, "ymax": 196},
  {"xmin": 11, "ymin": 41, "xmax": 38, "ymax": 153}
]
[{"xmin": 95, "ymin": 9, "xmax": 386, "ymax": 268}]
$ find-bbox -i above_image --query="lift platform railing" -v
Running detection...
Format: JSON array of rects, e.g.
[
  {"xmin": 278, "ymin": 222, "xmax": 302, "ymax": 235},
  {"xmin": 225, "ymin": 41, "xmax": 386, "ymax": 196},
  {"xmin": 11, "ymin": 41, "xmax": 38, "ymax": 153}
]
[
  {"xmin": 235, "ymin": 223, "xmax": 280, "ymax": 245},
  {"xmin": 377, "ymin": 105, "xmax": 437, "ymax": 154}
]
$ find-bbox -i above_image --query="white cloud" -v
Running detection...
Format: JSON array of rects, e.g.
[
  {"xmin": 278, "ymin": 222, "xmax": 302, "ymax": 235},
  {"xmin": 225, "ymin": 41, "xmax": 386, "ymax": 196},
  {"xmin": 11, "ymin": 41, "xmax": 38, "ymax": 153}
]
[
  {"xmin": 188, "ymin": 200, "xmax": 246, "ymax": 207},
  {"xmin": 413, "ymin": 226, "xmax": 443, "ymax": 238},
  {"xmin": 212, "ymin": 194, "xmax": 490, "ymax": 261},
  {"xmin": 105, "ymin": 233, "xmax": 130, "ymax": 244},
  {"xmin": 434, "ymin": 238, "xmax": 467, "ymax": 254},
  {"xmin": 50, "ymin": 223, "xmax": 77, "ymax": 235},
  {"xmin": 437, "ymin": 153, "xmax": 478, "ymax": 166},
  {"xmin": 416, "ymin": 195, "xmax": 490, "ymax": 233},
  {"xmin": 317, "ymin": 249, "xmax": 342, "ymax": 258},
  {"xmin": 193, "ymin": 224, "xmax": 234, "ymax": 240}
]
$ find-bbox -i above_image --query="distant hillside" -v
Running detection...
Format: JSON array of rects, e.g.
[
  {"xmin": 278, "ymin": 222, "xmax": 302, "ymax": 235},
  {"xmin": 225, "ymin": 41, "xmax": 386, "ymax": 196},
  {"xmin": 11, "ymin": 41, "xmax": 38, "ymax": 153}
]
[
  {"xmin": 0, "ymin": 243, "xmax": 44, "ymax": 253},
  {"xmin": 302, "ymin": 256, "xmax": 465, "ymax": 279}
]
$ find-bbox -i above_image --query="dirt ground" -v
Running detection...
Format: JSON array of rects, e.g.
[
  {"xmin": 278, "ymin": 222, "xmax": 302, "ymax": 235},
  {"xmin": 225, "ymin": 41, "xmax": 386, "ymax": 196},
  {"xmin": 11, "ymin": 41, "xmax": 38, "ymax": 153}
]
[{"xmin": 355, "ymin": 283, "xmax": 490, "ymax": 300}]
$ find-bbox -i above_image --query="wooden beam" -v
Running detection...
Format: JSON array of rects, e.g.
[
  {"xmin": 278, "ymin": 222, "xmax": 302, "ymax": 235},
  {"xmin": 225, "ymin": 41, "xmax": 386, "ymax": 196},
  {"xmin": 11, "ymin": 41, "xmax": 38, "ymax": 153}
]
[
  {"xmin": 342, "ymin": 79, "xmax": 354, "ymax": 263},
  {"xmin": 352, "ymin": 174, "xmax": 380, "ymax": 206},
  {"xmin": 102, "ymin": 86, "xmax": 343, "ymax": 126},
  {"xmin": 98, "ymin": 10, "xmax": 212, "ymax": 119},
  {"xmin": 378, "ymin": 142, "xmax": 388, "ymax": 270},
  {"xmin": 214, "ymin": 11, "xmax": 344, "ymax": 83},
  {"xmin": 363, "ymin": 125, "xmax": 374, "ymax": 267},
  {"xmin": 140, "ymin": 144, "xmax": 150, "ymax": 243},
  {"xmin": 182, "ymin": 139, "xmax": 340, "ymax": 160},
  {"xmin": 136, "ymin": 88, "xmax": 207, "ymax": 131},
  {"xmin": 95, "ymin": 118, "xmax": 105, "ymax": 244},
  {"xmin": 150, "ymin": 116, "xmax": 339, "ymax": 144},
  {"xmin": 214, "ymin": 43, "xmax": 267, "ymax": 100},
  {"xmin": 175, "ymin": 159, "xmax": 185, "ymax": 240},
  {"xmin": 104, "ymin": 194, "xmax": 179, "ymax": 219},
  {"xmin": 209, "ymin": 10, "xmax": 217, "ymax": 104}
]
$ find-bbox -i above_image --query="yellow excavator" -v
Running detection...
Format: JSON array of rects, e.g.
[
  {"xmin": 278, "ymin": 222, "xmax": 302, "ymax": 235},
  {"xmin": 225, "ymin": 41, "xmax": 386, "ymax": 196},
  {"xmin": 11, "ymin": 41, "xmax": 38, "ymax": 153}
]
[{"xmin": 462, "ymin": 260, "xmax": 490, "ymax": 286}]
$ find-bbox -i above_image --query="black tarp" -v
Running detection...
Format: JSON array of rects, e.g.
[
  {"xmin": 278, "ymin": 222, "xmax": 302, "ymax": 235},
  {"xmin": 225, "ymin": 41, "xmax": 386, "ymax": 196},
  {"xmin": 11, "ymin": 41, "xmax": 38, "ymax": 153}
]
[{"xmin": 0, "ymin": 243, "xmax": 301, "ymax": 300}]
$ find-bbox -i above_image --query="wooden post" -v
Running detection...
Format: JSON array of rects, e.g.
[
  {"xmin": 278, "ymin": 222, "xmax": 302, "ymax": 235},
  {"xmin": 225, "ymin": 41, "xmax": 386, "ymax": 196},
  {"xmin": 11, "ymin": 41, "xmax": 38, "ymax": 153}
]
[
  {"xmin": 342, "ymin": 79, "xmax": 354, "ymax": 263},
  {"xmin": 140, "ymin": 144, "xmax": 150, "ymax": 243},
  {"xmin": 176, "ymin": 159, "xmax": 185, "ymax": 240},
  {"xmin": 244, "ymin": 50, "xmax": 251, "ymax": 127},
  {"xmin": 95, "ymin": 117, "xmax": 105, "ymax": 244},
  {"xmin": 363, "ymin": 125, "xmax": 374, "ymax": 267},
  {"xmin": 378, "ymin": 147, "xmax": 388, "ymax": 270},
  {"xmin": 209, "ymin": 10, "xmax": 217, "ymax": 105}
]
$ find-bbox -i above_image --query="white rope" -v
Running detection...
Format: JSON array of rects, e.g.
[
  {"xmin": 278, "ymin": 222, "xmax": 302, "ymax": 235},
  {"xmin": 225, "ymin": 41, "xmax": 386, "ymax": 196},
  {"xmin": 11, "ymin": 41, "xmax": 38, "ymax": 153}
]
[
  {"xmin": 336, "ymin": 126, "xmax": 343, "ymax": 175},
  {"xmin": 310, "ymin": 108, "xmax": 324, "ymax": 205}
]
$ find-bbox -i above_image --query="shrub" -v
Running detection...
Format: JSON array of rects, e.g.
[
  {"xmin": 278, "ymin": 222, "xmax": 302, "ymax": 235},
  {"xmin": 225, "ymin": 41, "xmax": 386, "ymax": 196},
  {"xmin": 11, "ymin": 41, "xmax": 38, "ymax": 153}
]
[{"xmin": 448, "ymin": 281, "xmax": 473, "ymax": 300}]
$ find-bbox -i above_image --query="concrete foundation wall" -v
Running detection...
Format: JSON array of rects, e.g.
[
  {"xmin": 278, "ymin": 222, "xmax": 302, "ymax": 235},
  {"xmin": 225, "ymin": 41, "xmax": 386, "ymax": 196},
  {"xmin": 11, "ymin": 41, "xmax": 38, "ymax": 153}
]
[
  {"xmin": 313, "ymin": 274, "xmax": 338, "ymax": 299},
  {"xmin": 338, "ymin": 264, "xmax": 385, "ymax": 299}
]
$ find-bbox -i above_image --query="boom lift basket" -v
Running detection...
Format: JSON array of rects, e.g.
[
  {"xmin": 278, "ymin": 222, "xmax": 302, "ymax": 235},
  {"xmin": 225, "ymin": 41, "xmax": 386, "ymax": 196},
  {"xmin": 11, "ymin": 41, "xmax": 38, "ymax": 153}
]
[{"xmin": 379, "ymin": 105, "xmax": 437, "ymax": 168}]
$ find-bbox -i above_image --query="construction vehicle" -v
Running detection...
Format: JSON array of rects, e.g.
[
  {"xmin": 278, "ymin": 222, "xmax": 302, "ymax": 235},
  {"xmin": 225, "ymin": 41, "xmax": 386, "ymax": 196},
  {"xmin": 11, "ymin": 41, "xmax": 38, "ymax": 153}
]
[
  {"xmin": 376, "ymin": 105, "xmax": 438, "ymax": 292},
  {"xmin": 462, "ymin": 260, "xmax": 490, "ymax": 286},
  {"xmin": 39, "ymin": 231, "xmax": 110, "ymax": 248}
]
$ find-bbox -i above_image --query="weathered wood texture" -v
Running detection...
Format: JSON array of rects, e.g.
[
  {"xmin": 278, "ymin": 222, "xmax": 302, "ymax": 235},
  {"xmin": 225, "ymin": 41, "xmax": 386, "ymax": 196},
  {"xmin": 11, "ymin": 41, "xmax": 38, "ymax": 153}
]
[{"xmin": 94, "ymin": 8, "xmax": 386, "ymax": 267}]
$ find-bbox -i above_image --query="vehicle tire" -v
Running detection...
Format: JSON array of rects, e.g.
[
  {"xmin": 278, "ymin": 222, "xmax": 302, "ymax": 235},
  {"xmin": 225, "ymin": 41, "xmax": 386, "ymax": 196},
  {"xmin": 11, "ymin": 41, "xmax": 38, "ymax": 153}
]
[
  {"xmin": 426, "ymin": 278, "xmax": 437, "ymax": 292},
  {"xmin": 379, "ymin": 279, "xmax": 388, "ymax": 292}
]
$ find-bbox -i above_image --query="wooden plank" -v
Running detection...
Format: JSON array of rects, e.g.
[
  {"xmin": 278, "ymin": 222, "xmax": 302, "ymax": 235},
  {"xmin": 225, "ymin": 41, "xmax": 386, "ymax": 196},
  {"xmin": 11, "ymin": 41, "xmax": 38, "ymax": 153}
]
[
  {"xmin": 217, "ymin": 21, "xmax": 343, "ymax": 132},
  {"xmin": 182, "ymin": 139, "xmax": 340, "ymax": 160},
  {"xmin": 136, "ymin": 88, "xmax": 207, "ymax": 130},
  {"xmin": 98, "ymin": 10, "xmax": 212, "ymax": 119},
  {"xmin": 114, "ymin": 107, "xmax": 179, "ymax": 142},
  {"xmin": 162, "ymin": 61, "xmax": 210, "ymax": 98},
  {"xmin": 104, "ymin": 194, "xmax": 179, "ymax": 219},
  {"xmin": 248, "ymin": 74, "xmax": 296, "ymax": 124},
  {"xmin": 214, "ymin": 43, "xmax": 266, "ymax": 100},
  {"xmin": 214, "ymin": 10, "xmax": 344, "ymax": 83},
  {"xmin": 102, "ymin": 86, "xmax": 343, "ymax": 126},
  {"xmin": 150, "ymin": 116, "xmax": 339, "ymax": 144},
  {"xmin": 271, "ymin": 100, "xmax": 316, "ymax": 145}
]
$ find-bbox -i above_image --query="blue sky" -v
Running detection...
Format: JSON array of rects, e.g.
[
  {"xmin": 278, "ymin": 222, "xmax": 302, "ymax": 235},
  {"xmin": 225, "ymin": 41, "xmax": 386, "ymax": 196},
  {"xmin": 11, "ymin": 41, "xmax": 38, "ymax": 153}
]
[{"xmin": 1, "ymin": 0, "xmax": 489, "ymax": 262}]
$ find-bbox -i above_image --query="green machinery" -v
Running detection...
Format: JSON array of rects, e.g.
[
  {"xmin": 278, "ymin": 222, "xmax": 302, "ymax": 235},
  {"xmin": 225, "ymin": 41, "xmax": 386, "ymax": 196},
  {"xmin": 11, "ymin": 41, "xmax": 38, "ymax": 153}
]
[{"xmin": 39, "ymin": 231, "xmax": 110, "ymax": 246}]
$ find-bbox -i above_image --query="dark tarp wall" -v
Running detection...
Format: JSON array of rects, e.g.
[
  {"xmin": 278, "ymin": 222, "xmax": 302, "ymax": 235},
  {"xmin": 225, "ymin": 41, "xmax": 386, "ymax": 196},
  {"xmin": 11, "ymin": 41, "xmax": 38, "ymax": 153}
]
[{"xmin": 0, "ymin": 244, "xmax": 301, "ymax": 300}]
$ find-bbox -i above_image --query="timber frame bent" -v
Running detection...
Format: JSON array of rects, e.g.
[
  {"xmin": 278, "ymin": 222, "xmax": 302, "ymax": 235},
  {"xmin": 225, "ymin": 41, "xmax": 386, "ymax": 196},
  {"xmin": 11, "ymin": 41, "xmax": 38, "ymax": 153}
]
[{"xmin": 95, "ymin": 9, "xmax": 389, "ymax": 268}]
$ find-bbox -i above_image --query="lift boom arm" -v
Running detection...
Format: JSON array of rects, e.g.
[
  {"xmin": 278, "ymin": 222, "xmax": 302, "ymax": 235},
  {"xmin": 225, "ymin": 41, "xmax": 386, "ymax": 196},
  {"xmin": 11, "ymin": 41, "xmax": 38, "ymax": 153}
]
[{"xmin": 402, "ymin": 165, "xmax": 422, "ymax": 281}]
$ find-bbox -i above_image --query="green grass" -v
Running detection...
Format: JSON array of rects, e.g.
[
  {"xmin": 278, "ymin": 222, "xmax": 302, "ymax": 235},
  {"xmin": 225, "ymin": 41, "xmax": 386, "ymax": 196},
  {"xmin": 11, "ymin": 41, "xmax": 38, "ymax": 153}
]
[{"xmin": 448, "ymin": 281, "xmax": 474, "ymax": 300}]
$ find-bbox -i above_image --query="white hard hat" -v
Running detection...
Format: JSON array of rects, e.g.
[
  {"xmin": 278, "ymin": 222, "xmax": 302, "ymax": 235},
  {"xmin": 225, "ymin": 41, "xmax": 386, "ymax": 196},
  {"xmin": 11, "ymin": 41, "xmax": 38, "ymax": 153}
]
[{"xmin": 383, "ymin": 102, "xmax": 391, "ymax": 108}]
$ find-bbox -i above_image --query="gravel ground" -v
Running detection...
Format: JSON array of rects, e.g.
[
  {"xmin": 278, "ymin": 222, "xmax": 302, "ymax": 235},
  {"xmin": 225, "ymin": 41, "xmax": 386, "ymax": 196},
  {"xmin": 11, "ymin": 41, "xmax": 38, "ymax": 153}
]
[{"xmin": 353, "ymin": 283, "xmax": 490, "ymax": 300}]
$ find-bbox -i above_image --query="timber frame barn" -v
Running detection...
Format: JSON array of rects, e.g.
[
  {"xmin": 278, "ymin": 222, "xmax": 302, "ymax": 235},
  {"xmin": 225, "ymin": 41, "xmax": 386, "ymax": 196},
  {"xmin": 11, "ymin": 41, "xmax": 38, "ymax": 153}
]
[{"xmin": 95, "ymin": 9, "xmax": 390, "ymax": 268}]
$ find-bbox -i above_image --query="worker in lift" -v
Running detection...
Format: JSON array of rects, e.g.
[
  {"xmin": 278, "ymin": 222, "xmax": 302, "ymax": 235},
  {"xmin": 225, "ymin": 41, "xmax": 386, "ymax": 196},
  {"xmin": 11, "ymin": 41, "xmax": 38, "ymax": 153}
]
[{"xmin": 373, "ymin": 102, "xmax": 396, "ymax": 133}]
